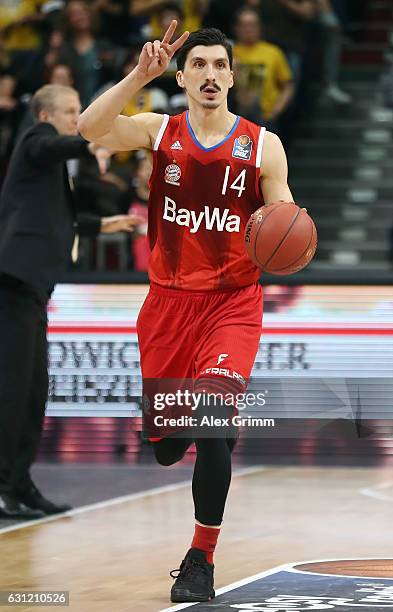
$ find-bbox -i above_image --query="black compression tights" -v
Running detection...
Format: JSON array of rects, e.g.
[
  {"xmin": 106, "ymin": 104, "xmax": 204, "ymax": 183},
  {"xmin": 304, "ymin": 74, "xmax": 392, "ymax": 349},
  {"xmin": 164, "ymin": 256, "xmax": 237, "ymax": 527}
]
[{"xmin": 153, "ymin": 435, "xmax": 237, "ymax": 526}]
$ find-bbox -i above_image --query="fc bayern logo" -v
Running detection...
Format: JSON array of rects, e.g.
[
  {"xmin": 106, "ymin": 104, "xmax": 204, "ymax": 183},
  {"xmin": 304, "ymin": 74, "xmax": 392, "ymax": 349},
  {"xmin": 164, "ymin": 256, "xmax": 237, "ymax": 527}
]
[{"xmin": 164, "ymin": 164, "xmax": 181, "ymax": 186}]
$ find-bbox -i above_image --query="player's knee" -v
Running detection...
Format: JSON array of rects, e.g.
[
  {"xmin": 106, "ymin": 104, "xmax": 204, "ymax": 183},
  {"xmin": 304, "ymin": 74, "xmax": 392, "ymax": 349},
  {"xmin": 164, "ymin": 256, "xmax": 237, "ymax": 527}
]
[
  {"xmin": 152, "ymin": 437, "xmax": 191, "ymax": 466},
  {"xmin": 155, "ymin": 454, "xmax": 178, "ymax": 467},
  {"xmin": 153, "ymin": 445, "xmax": 181, "ymax": 466}
]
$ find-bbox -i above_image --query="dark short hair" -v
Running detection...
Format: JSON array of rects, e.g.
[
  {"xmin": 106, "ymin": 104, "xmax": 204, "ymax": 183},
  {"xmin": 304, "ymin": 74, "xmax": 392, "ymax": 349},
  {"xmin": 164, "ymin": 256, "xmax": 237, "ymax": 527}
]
[
  {"xmin": 158, "ymin": 2, "xmax": 184, "ymax": 19},
  {"xmin": 176, "ymin": 28, "xmax": 233, "ymax": 72},
  {"xmin": 235, "ymin": 6, "xmax": 261, "ymax": 24},
  {"xmin": 45, "ymin": 62, "xmax": 75, "ymax": 85}
]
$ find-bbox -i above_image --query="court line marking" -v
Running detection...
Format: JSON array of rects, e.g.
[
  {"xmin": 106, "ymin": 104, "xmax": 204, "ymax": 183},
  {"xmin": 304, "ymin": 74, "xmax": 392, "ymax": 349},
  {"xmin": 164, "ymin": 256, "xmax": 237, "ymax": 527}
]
[
  {"xmin": 288, "ymin": 557, "xmax": 393, "ymax": 581},
  {"xmin": 162, "ymin": 558, "xmax": 393, "ymax": 611},
  {"xmin": 0, "ymin": 465, "xmax": 265, "ymax": 535},
  {"xmin": 360, "ymin": 480, "xmax": 393, "ymax": 503}
]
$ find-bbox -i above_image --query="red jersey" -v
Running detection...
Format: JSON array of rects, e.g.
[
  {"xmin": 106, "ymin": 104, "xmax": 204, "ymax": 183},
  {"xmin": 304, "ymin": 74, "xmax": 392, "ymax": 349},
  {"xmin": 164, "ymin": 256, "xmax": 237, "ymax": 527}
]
[{"xmin": 148, "ymin": 111, "xmax": 266, "ymax": 291}]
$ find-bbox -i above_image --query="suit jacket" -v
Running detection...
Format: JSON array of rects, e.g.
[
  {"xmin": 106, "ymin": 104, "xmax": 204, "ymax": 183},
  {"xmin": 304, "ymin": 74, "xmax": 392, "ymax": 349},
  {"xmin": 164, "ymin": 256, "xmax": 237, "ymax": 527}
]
[{"xmin": 0, "ymin": 122, "xmax": 101, "ymax": 301}]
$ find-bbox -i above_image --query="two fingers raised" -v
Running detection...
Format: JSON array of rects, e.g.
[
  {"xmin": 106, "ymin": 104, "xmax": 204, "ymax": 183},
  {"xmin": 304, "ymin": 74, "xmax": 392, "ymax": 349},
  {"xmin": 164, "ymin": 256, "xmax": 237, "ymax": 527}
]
[{"xmin": 143, "ymin": 20, "xmax": 189, "ymax": 64}]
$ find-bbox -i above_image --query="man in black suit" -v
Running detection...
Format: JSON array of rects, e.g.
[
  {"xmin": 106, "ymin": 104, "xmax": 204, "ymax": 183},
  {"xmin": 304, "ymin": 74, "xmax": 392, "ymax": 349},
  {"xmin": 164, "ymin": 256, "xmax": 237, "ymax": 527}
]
[{"xmin": 0, "ymin": 84, "xmax": 140, "ymax": 519}]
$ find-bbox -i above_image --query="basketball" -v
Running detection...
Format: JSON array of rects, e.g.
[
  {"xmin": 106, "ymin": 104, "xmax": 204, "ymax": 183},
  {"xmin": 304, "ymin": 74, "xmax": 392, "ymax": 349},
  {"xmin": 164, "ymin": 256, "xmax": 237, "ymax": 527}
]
[{"xmin": 244, "ymin": 201, "xmax": 317, "ymax": 275}]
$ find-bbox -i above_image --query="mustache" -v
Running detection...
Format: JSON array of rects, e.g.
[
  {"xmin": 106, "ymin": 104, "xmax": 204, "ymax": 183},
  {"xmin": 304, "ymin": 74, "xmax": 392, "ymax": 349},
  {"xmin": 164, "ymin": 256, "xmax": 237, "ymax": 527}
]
[{"xmin": 200, "ymin": 83, "xmax": 221, "ymax": 92}]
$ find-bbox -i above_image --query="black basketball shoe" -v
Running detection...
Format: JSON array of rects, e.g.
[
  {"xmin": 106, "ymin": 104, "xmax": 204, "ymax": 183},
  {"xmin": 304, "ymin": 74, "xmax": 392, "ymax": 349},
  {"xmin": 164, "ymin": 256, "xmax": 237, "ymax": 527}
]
[{"xmin": 170, "ymin": 548, "xmax": 215, "ymax": 603}]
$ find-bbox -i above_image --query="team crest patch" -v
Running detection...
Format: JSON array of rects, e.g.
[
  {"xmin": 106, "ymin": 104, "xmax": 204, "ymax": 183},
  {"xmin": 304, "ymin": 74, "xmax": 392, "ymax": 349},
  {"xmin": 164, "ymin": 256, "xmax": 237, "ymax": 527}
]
[
  {"xmin": 164, "ymin": 163, "xmax": 181, "ymax": 186},
  {"xmin": 232, "ymin": 134, "xmax": 253, "ymax": 161}
]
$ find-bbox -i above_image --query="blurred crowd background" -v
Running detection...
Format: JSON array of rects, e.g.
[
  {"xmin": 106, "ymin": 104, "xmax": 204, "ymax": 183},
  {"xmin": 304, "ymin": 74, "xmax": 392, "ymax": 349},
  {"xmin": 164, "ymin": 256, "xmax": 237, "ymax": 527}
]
[{"xmin": 1, "ymin": 0, "xmax": 392, "ymax": 274}]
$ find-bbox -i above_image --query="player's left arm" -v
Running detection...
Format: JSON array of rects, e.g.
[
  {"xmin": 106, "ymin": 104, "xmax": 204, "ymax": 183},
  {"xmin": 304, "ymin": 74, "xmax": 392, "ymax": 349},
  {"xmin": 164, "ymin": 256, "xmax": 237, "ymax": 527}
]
[{"xmin": 259, "ymin": 131, "xmax": 294, "ymax": 205}]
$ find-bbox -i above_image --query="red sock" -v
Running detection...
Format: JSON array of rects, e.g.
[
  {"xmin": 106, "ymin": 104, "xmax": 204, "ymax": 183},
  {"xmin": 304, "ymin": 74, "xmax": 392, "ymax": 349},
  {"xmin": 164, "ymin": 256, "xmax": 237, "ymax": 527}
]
[{"xmin": 191, "ymin": 523, "xmax": 220, "ymax": 564}]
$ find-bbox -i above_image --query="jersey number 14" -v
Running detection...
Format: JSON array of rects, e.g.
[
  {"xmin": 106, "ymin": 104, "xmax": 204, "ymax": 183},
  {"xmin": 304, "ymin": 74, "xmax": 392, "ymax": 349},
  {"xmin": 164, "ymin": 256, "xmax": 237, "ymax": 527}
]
[{"xmin": 221, "ymin": 166, "xmax": 247, "ymax": 198}]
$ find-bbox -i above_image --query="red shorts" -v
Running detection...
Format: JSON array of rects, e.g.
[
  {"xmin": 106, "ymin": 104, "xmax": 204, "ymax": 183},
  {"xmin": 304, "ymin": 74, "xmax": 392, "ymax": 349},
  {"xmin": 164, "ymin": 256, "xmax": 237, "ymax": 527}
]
[{"xmin": 137, "ymin": 282, "xmax": 263, "ymax": 439}]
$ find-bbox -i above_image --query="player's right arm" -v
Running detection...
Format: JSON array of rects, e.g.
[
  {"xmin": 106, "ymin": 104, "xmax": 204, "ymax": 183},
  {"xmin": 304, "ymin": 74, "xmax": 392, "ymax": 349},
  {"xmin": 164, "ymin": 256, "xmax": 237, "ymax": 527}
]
[
  {"xmin": 78, "ymin": 20, "xmax": 189, "ymax": 151},
  {"xmin": 259, "ymin": 131, "xmax": 294, "ymax": 205},
  {"xmin": 79, "ymin": 112, "xmax": 162, "ymax": 152}
]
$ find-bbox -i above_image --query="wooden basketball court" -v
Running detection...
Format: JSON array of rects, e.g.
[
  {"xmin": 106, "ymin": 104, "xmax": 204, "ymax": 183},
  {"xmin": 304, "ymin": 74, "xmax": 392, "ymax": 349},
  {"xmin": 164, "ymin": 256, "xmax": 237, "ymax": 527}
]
[{"xmin": 1, "ymin": 464, "xmax": 393, "ymax": 611}]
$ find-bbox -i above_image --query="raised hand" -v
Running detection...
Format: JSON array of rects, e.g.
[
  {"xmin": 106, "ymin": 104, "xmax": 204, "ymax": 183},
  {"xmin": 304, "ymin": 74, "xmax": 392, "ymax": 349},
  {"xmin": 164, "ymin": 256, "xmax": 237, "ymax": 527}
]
[{"xmin": 136, "ymin": 20, "xmax": 189, "ymax": 81}]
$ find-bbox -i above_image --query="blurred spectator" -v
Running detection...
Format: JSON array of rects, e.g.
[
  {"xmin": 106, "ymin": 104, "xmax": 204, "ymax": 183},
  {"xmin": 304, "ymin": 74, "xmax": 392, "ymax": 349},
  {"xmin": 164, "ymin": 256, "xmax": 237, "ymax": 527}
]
[
  {"xmin": 313, "ymin": 0, "xmax": 352, "ymax": 104},
  {"xmin": 233, "ymin": 8, "xmax": 294, "ymax": 131},
  {"xmin": 41, "ymin": 29, "xmax": 64, "ymax": 75},
  {"xmin": 330, "ymin": 0, "xmax": 366, "ymax": 40},
  {"xmin": 90, "ymin": 0, "xmax": 134, "ymax": 46},
  {"xmin": 203, "ymin": 0, "xmax": 241, "ymax": 38},
  {"xmin": 58, "ymin": 0, "xmax": 113, "ymax": 107},
  {"xmin": 382, "ymin": 64, "xmax": 393, "ymax": 108},
  {"xmin": 149, "ymin": 2, "xmax": 185, "ymax": 39},
  {"xmin": 247, "ymin": 0, "xmax": 315, "ymax": 92},
  {"xmin": 16, "ymin": 61, "xmax": 76, "ymax": 138},
  {"xmin": 128, "ymin": 154, "xmax": 151, "ymax": 271},
  {"xmin": 0, "ymin": 74, "xmax": 18, "ymax": 114},
  {"xmin": 0, "ymin": 0, "xmax": 49, "ymax": 96},
  {"xmin": 45, "ymin": 62, "xmax": 74, "ymax": 87},
  {"xmin": 0, "ymin": 0, "xmax": 45, "ymax": 60},
  {"xmin": 26, "ymin": 28, "xmax": 84, "ymax": 94},
  {"xmin": 131, "ymin": 0, "xmax": 208, "ymax": 38},
  {"xmin": 243, "ymin": 0, "xmax": 351, "ymax": 105},
  {"xmin": 138, "ymin": 3, "xmax": 188, "ymax": 98},
  {"xmin": 20, "ymin": 29, "xmax": 66, "ymax": 95},
  {"xmin": 169, "ymin": 92, "xmax": 188, "ymax": 113},
  {"xmin": 183, "ymin": 0, "xmax": 209, "ymax": 32}
]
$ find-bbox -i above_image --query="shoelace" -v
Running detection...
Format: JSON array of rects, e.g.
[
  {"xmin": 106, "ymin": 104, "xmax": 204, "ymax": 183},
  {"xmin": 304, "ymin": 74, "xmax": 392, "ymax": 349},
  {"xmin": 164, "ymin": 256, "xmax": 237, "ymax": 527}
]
[
  {"xmin": 170, "ymin": 561, "xmax": 184, "ymax": 579},
  {"xmin": 170, "ymin": 559, "xmax": 208, "ymax": 581}
]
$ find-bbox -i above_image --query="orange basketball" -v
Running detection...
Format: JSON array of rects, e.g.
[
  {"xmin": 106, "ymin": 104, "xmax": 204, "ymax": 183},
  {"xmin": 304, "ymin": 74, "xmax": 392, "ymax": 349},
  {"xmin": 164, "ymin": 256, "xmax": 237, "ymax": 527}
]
[{"xmin": 244, "ymin": 201, "xmax": 317, "ymax": 275}]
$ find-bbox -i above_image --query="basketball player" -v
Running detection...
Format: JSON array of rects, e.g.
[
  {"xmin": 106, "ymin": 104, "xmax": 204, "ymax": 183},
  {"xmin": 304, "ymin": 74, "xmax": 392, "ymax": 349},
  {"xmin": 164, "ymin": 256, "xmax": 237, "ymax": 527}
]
[{"xmin": 79, "ymin": 22, "xmax": 294, "ymax": 603}]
